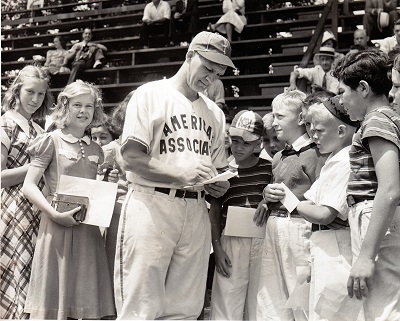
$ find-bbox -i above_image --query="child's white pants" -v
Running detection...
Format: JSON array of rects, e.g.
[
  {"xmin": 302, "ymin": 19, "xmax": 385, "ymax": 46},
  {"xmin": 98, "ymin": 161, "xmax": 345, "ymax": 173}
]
[
  {"xmin": 256, "ymin": 216, "xmax": 311, "ymax": 321},
  {"xmin": 211, "ymin": 234, "xmax": 263, "ymax": 320},
  {"xmin": 349, "ymin": 202, "xmax": 400, "ymax": 321}
]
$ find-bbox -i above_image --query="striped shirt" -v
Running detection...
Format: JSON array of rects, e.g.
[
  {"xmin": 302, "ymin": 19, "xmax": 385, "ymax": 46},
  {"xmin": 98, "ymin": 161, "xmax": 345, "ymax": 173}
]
[
  {"xmin": 347, "ymin": 107, "xmax": 400, "ymax": 197},
  {"xmin": 220, "ymin": 158, "xmax": 272, "ymax": 229}
]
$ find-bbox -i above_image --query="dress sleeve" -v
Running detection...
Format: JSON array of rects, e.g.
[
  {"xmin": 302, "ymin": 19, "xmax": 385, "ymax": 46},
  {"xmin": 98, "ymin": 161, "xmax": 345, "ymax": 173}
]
[{"xmin": 27, "ymin": 132, "xmax": 55, "ymax": 168}]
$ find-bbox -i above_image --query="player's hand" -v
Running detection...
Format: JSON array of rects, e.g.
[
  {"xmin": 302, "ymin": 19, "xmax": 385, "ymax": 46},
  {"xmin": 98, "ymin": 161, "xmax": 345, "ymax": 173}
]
[
  {"xmin": 174, "ymin": 12, "xmax": 182, "ymax": 19},
  {"xmin": 288, "ymin": 84, "xmax": 297, "ymax": 92},
  {"xmin": 214, "ymin": 244, "xmax": 232, "ymax": 278},
  {"xmin": 205, "ymin": 181, "xmax": 230, "ymax": 198},
  {"xmin": 254, "ymin": 199, "xmax": 269, "ymax": 226},
  {"xmin": 347, "ymin": 257, "xmax": 375, "ymax": 300},
  {"xmin": 263, "ymin": 183, "xmax": 285, "ymax": 202},
  {"xmin": 182, "ymin": 160, "xmax": 217, "ymax": 186},
  {"xmin": 51, "ymin": 207, "xmax": 81, "ymax": 227}
]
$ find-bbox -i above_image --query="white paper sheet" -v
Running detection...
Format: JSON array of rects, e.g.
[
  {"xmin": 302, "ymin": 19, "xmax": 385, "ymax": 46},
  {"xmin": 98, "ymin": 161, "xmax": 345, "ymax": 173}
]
[
  {"xmin": 203, "ymin": 170, "xmax": 238, "ymax": 184},
  {"xmin": 57, "ymin": 175, "xmax": 118, "ymax": 228},
  {"xmin": 224, "ymin": 206, "xmax": 266, "ymax": 238},
  {"xmin": 279, "ymin": 182, "xmax": 300, "ymax": 213}
]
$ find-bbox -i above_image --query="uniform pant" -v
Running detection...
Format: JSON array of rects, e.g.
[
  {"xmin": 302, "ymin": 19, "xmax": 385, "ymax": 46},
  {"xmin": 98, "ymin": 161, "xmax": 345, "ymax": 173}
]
[
  {"xmin": 211, "ymin": 235, "xmax": 263, "ymax": 320},
  {"xmin": 114, "ymin": 185, "xmax": 211, "ymax": 320},
  {"xmin": 349, "ymin": 202, "xmax": 400, "ymax": 321},
  {"xmin": 256, "ymin": 216, "xmax": 311, "ymax": 321}
]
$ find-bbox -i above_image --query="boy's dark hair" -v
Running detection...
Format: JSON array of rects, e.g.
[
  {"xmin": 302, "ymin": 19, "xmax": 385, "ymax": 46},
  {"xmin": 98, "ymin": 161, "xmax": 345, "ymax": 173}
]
[
  {"xmin": 349, "ymin": 44, "xmax": 366, "ymax": 52},
  {"xmin": 303, "ymin": 91, "xmax": 335, "ymax": 107},
  {"xmin": 333, "ymin": 50, "xmax": 392, "ymax": 96}
]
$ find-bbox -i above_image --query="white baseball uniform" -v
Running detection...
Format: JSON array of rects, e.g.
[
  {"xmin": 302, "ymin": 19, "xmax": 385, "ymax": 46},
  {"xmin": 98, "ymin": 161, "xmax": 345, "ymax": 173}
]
[{"xmin": 114, "ymin": 79, "xmax": 228, "ymax": 320}]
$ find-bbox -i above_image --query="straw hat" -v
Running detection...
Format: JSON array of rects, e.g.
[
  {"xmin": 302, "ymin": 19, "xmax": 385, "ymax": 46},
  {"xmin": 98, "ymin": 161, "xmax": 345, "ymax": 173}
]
[{"xmin": 378, "ymin": 11, "xmax": 389, "ymax": 31}]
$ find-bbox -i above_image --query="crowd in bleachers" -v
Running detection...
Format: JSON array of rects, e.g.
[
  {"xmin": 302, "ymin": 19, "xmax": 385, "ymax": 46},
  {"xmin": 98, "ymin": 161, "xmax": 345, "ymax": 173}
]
[{"xmin": 2, "ymin": 0, "xmax": 400, "ymax": 320}]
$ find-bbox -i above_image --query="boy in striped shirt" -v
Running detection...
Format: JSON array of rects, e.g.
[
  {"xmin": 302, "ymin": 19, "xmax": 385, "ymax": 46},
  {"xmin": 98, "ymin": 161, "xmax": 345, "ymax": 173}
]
[{"xmin": 209, "ymin": 110, "xmax": 272, "ymax": 320}]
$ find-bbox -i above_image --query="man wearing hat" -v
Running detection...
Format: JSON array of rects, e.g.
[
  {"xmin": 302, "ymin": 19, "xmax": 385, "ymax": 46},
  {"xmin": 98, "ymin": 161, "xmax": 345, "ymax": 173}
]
[
  {"xmin": 363, "ymin": 0, "xmax": 398, "ymax": 39},
  {"xmin": 114, "ymin": 31, "xmax": 234, "ymax": 319},
  {"xmin": 289, "ymin": 46, "xmax": 340, "ymax": 94},
  {"xmin": 313, "ymin": 30, "xmax": 345, "ymax": 67}
]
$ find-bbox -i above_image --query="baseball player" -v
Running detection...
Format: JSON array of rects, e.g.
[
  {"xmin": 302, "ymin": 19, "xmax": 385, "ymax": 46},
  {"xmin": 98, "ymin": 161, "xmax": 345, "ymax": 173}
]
[{"xmin": 114, "ymin": 31, "xmax": 235, "ymax": 319}]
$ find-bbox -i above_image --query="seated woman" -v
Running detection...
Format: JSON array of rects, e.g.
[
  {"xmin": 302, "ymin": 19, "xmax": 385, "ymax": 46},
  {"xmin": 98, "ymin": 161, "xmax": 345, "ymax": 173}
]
[
  {"xmin": 207, "ymin": 0, "xmax": 246, "ymax": 42},
  {"xmin": 44, "ymin": 36, "xmax": 70, "ymax": 75}
]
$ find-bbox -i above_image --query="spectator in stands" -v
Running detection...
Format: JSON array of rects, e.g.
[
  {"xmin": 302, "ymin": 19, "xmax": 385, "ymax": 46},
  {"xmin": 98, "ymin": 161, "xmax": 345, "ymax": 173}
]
[
  {"xmin": 289, "ymin": 46, "xmax": 340, "ymax": 94},
  {"xmin": 363, "ymin": 0, "xmax": 398, "ymax": 39},
  {"xmin": 44, "ymin": 36, "xmax": 70, "ymax": 75},
  {"xmin": 63, "ymin": 28, "xmax": 108, "ymax": 85},
  {"xmin": 207, "ymin": 0, "xmax": 247, "ymax": 42},
  {"xmin": 203, "ymin": 78, "xmax": 226, "ymax": 110},
  {"xmin": 313, "ymin": 31, "xmax": 344, "ymax": 68},
  {"xmin": 378, "ymin": 19, "xmax": 400, "ymax": 53},
  {"xmin": 170, "ymin": 0, "xmax": 199, "ymax": 46},
  {"xmin": 353, "ymin": 29, "xmax": 377, "ymax": 50},
  {"xmin": 140, "ymin": 0, "xmax": 171, "ymax": 49}
]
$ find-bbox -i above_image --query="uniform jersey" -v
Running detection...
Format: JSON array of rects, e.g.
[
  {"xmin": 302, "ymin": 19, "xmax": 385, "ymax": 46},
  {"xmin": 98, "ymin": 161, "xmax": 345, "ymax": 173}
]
[{"xmin": 121, "ymin": 79, "xmax": 228, "ymax": 188}]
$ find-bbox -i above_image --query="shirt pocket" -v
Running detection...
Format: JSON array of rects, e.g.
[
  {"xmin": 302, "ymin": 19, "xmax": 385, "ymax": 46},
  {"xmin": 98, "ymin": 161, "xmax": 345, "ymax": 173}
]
[{"xmin": 58, "ymin": 148, "xmax": 78, "ymax": 161}]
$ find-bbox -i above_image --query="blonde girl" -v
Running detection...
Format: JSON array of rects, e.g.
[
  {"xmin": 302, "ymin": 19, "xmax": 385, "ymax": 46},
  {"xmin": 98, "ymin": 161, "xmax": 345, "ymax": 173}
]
[
  {"xmin": 1, "ymin": 65, "xmax": 53, "ymax": 319},
  {"xmin": 22, "ymin": 80, "xmax": 115, "ymax": 319}
]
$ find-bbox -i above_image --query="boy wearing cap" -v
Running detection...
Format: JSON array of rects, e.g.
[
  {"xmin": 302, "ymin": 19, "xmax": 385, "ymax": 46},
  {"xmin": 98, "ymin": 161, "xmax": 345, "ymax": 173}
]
[
  {"xmin": 209, "ymin": 110, "xmax": 272, "ymax": 320},
  {"xmin": 114, "ymin": 31, "xmax": 235, "ymax": 319},
  {"xmin": 256, "ymin": 90, "xmax": 325, "ymax": 321},
  {"xmin": 289, "ymin": 46, "xmax": 340, "ymax": 94},
  {"xmin": 296, "ymin": 96, "xmax": 358, "ymax": 320}
]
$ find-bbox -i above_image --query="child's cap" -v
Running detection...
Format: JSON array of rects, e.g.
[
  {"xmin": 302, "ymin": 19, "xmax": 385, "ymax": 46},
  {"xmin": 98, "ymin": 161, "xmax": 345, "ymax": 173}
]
[
  {"xmin": 322, "ymin": 96, "xmax": 359, "ymax": 127},
  {"xmin": 229, "ymin": 110, "xmax": 263, "ymax": 141}
]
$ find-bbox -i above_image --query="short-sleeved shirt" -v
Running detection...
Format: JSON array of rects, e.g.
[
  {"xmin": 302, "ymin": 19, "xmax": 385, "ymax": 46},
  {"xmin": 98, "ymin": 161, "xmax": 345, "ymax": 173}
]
[
  {"xmin": 304, "ymin": 146, "xmax": 351, "ymax": 220},
  {"xmin": 121, "ymin": 79, "xmax": 228, "ymax": 189},
  {"xmin": 143, "ymin": 0, "xmax": 171, "ymax": 21},
  {"xmin": 379, "ymin": 36, "xmax": 398, "ymax": 54},
  {"xmin": 347, "ymin": 107, "xmax": 400, "ymax": 197},
  {"xmin": 68, "ymin": 41, "xmax": 97, "ymax": 62},
  {"xmin": 219, "ymin": 158, "xmax": 272, "ymax": 229},
  {"xmin": 297, "ymin": 65, "xmax": 339, "ymax": 94},
  {"xmin": 28, "ymin": 130, "xmax": 103, "ymax": 194}
]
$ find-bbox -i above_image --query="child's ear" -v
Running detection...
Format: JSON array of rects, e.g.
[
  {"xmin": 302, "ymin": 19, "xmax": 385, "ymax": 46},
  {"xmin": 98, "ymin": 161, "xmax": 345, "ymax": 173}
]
[
  {"xmin": 359, "ymin": 80, "xmax": 370, "ymax": 98},
  {"xmin": 299, "ymin": 111, "xmax": 305, "ymax": 125},
  {"xmin": 297, "ymin": 112, "xmax": 304, "ymax": 126},
  {"xmin": 338, "ymin": 124, "xmax": 346, "ymax": 137}
]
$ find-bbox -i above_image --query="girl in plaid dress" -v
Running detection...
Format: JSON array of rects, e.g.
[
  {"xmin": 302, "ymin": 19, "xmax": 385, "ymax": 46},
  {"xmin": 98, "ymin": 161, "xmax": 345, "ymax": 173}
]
[{"xmin": 1, "ymin": 65, "xmax": 53, "ymax": 319}]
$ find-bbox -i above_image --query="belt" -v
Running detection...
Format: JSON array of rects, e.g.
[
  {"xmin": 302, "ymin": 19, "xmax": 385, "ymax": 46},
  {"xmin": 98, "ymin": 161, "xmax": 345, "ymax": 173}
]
[
  {"xmin": 347, "ymin": 195, "xmax": 374, "ymax": 207},
  {"xmin": 311, "ymin": 224, "xmax": 330, "ymax": 232},
  {"xmin": 154, "ymin": 187, "xmax": 205, "ymax": 199},
  {"xmin": 269, "ymin": 209, "xmax": 302, "ymax": 218}
]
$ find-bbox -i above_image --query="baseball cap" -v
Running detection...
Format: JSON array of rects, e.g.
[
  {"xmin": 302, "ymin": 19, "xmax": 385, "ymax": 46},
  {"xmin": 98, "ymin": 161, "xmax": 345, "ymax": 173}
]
[
  {"xmin": 229, "ymin": 110, "xmax": 263, "ymax": 141},
  {"xmin": 322, "ymin": 95, "xmax": 359, "ymax": 127},
  {"xmin": 188, "ymin": 31, "xmax": 235, "ymax": 69}
]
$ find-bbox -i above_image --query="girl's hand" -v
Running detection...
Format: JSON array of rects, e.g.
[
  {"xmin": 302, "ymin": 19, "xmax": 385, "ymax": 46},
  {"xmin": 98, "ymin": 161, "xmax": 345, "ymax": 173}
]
[
  {"xmin": 104, "ymin": 168, "xmax": 119, "ymax": 183},
  {"xmin": 51, "ymin": 207, "xmax": 81, "ymax": 227}
]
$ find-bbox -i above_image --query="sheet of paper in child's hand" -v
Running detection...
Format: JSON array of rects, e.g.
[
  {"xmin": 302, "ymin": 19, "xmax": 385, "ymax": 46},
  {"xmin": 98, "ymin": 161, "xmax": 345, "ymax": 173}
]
[
  {"xmin": 279, "ymin": 182, "xmax": 300, "ymax": 213},
  {"xmin": 58, "ymin": 175, "xmax": 118, "ymax": 228},
  {"xmin": 202, "ymin": 170, "xmax": 238, "ymax": 184},
  {"xmin": 224, "ymin": 206, "xmax": 266, "ymax": 238}
]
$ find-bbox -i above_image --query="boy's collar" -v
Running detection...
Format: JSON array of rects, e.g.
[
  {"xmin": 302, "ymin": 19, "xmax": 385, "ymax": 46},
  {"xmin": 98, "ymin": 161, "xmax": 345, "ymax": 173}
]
[{"xmin": 290, "ymin": 133, "xmax": 312, "ymax": 151}]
